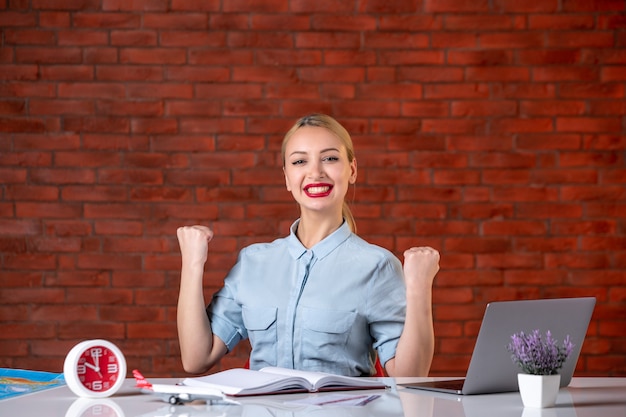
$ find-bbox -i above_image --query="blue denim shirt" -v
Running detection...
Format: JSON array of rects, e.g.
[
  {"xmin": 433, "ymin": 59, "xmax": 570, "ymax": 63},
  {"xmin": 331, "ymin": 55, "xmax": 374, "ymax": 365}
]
[{"xmin": 207, "ymin": 219, "xmax": 406, "ymax": 376}]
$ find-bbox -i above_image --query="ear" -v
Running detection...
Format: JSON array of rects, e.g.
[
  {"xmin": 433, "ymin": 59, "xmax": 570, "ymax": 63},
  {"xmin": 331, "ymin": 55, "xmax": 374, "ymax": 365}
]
[
  {"xmin": 349, "ymin": 158, "xmax": 357, "ymax": 184},
  {"xmin": 283, "ymin": 166, "xmax": 292, "ymax": 191}
]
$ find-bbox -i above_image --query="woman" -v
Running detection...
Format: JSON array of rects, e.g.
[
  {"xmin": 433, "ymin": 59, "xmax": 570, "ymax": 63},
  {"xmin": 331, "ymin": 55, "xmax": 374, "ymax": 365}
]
[{"xmin": 176, "ymin": 114, "xmax": 439, "ymax": 377}]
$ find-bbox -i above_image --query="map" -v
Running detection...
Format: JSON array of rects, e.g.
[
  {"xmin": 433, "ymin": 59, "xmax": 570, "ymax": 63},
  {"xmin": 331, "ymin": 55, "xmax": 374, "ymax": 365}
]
[{"xmin": 0, "ymin": 368, "xmax": 65, "ymax": 400}]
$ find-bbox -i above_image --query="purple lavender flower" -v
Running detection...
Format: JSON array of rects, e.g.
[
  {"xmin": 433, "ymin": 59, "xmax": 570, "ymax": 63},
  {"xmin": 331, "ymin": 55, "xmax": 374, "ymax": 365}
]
[{"xmin": 507, "ymin": 329, "xmax": 574, "ymax": 375}]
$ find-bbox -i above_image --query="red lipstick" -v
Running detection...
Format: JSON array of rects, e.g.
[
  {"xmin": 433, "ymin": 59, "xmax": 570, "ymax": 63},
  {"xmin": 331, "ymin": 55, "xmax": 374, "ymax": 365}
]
[{"xmin": 304, "ymin": 183, "xmax": 333, "ymax": 198}]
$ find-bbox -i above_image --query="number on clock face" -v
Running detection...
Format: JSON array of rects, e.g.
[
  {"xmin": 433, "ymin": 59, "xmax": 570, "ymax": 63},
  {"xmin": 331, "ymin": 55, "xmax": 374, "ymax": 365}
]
[{"xmin": 77, "ymin": 345, "xmax": 121, "ymax": 392}]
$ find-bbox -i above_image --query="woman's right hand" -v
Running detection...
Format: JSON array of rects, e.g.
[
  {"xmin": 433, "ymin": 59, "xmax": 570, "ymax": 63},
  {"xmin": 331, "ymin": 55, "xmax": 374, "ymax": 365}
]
[
  {"xmin": 176, "ymin": 225, "xmax": 226, "ymax": 374},
  {"xmin": 176, "ymin": 225, "xmax": 214, "ymax": 267}
]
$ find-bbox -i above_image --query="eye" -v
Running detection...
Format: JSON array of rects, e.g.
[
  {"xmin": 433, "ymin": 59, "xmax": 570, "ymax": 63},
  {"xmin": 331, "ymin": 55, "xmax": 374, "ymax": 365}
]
[
  {"xmin": 322, "ymin": 155, "xmax": 339, "ymax": 163},
  {"xmin": 291, "ymin": 159, "xmax": 306, "ymax": 166}
]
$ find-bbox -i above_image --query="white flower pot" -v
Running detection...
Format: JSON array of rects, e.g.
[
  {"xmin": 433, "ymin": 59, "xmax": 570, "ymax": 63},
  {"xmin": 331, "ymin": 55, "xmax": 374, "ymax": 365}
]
[{"xmin": 517, "ymin": 373, "xmax": 561, "ymax": 408}]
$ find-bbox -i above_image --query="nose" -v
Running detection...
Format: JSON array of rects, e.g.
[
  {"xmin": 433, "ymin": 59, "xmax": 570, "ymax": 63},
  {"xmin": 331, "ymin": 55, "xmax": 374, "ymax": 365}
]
[{"xmin": 306, "ymin": 158, "xmax": 325, "ymax": 179}]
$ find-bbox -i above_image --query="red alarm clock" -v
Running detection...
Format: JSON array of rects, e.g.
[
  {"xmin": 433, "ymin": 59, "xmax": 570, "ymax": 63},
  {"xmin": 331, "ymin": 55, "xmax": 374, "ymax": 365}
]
[{"xmin": 63, "ymin": 339, "xmax": 127, "ymax": 398}]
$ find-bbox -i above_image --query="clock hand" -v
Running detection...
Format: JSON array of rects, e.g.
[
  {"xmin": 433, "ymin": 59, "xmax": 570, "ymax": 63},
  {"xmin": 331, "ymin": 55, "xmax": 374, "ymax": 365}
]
[
  {"xmin": 85, "ymin": 361, "xmax": 102, "ymax": 377},
  {"xmin": 93, "ymin": 350, "xmax": 100, "ymax": 371}
]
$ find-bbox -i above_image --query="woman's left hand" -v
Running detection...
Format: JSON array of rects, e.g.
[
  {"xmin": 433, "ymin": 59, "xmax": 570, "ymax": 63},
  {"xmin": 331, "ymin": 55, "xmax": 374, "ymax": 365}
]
[{"xmin": 403, "ymin": 246, "xmax": 440, "ymax": 288}]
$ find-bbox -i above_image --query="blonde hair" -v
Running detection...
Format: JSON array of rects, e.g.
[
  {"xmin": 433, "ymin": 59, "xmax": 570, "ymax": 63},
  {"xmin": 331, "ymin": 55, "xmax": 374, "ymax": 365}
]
[{"xmin": 281, "ymin": 114, "xmax": 357, "ymax": 233}]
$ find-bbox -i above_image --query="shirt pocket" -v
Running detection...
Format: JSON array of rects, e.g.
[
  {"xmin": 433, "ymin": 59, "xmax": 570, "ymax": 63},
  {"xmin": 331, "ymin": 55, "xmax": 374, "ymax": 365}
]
[
  {"xmin": 242, "ymin": 306, "xmax": 278, "ymax": 368},
  {"xmin": 300, "ymin": 307, "xmax": 357, "ymax": 371}
]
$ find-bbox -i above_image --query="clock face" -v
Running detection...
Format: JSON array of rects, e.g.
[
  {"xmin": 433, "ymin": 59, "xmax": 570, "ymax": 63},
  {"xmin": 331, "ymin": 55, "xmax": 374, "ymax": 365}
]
[
  {"xmin": 64, "ymin": 339, "xmax": 127, "ymax": 398},
  {"xmin": 76, "ymin": 344, "xmax": 122, "ymax": 392}
]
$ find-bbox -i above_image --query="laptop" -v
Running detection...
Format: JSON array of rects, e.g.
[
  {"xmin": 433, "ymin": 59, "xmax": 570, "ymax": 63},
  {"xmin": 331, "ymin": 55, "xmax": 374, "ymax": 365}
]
[{"xmin": 400, "ymin": 297, "xmax": 596, "ymax": 395}]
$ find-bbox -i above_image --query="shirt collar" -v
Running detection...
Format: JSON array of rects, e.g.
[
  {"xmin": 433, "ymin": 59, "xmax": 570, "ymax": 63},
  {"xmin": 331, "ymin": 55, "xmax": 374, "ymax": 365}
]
[{"xmin": 287, "ymin": 219, "xmax": 352, "ymax": 260}]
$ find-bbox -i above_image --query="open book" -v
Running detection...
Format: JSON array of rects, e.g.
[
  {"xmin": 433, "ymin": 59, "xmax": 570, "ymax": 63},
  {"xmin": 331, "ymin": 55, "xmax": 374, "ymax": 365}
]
[{"xmin": 182, "ymin": 367, "xmax": 387, "ymax": 397}]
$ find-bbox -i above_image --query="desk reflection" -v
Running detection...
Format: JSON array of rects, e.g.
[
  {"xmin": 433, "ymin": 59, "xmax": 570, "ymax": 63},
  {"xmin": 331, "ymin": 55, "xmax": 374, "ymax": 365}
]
[
  {"xmin": 65, "ymin": 398, "xmax": 127, "ymax": 417},
  {"xmin": 395, "ymin": 386, "xmax": 579, "ymax": 417},
  {"xmin": 133, "ymin": 391, "xmax": 404, "ymax": 417}
]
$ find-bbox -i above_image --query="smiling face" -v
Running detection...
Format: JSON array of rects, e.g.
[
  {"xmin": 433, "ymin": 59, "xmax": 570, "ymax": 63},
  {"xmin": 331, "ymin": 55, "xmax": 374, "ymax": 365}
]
[{"xmin": 283, "ymin": 125, "xmax": 357, "ymax": 217}]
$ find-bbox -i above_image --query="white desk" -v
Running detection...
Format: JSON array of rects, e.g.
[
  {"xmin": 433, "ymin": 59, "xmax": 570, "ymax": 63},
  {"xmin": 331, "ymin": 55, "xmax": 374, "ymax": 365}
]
[{"xmin": 1, "ymin": 377, "xmax": 625, "ymax": 417}]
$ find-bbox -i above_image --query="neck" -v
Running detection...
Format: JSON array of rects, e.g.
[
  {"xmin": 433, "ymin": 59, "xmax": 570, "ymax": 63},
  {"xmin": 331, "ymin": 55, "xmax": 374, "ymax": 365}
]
[{"xmin": 296, "ymin": 212, "xmax": 343, "ymax": 249}]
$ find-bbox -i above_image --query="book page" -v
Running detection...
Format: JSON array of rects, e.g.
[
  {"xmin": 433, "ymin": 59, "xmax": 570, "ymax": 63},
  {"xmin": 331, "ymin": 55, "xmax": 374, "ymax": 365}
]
[
  {"xmin": 260, "ymin": 367, "xmax": 330, "ymax": 386},
  {"xmin": 259, "ymin": 367, "xmax": 385, "ymax": 390},
  {"xmin": 183, "ymin": 368, "xmax": 311, "ymax": 395}
]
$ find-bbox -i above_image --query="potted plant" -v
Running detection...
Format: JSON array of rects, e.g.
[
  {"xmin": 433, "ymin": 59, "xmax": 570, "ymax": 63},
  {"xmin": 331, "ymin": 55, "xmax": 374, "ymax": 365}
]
[{"xmin": 507, "ymin": 329, "xmax": 574, "ymax": 408}]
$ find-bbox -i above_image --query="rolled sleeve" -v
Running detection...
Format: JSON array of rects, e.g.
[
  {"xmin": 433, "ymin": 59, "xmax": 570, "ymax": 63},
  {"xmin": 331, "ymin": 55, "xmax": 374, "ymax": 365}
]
[
  {"xmin": 208, "ymin": 311, "xmax": 243, "ymax": 352},
  {"xmin": 367, "ymin": 255, "xmax": 406, "ymax": 367},
  {"xmin": 206, "ymin": 252, "xmax": 247, "ymax": 352}
]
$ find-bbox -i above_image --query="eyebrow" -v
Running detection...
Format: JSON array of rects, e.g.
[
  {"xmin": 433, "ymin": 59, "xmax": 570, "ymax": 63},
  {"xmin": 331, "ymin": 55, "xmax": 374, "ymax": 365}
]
[{"xmin": 288, "ymin": 147, "xmax": 341, "ymax": 157}]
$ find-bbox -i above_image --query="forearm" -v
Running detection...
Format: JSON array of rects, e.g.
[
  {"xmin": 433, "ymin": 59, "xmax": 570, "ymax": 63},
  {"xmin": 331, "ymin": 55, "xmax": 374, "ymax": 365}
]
[
  {"xmin": 177, "ymin": 262, "xmax": 215, "ymax": 374},
  {"xmin": 387, "ymin": 285, "xmax": 434, "ymax": 377},
  {"xmin": 385, "ymin": 246, "xmax": 438, "ymax": 377}
]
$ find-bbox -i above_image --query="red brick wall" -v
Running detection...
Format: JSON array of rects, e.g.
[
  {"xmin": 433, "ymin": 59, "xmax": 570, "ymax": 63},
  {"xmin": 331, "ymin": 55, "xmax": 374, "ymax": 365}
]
[{"xmin": 1, "ymin": 1, "xmax": 625, "ymax": 377}]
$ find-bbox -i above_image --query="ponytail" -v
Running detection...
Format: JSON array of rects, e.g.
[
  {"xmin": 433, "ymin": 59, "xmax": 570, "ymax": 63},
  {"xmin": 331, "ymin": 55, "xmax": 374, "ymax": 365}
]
[{"xmin": 342, "ymin": 201, "xmax": 356, "ymax": 234}]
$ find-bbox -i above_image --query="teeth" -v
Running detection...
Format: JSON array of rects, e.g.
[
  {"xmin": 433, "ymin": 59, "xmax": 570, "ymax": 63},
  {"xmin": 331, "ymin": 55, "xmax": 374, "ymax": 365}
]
[{"xmin": 307, "ymin": 186, "xmax": 330, "ymax": 194}]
